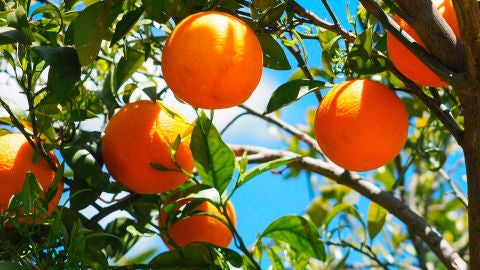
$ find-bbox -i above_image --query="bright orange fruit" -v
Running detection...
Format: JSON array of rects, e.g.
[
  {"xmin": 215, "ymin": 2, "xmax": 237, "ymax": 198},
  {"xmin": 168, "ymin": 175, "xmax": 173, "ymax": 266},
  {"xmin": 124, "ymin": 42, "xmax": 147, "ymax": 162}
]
[
  {"xmin": 159, "ymin": 198, "xmax": 236, "ymax": 249},
  {"xmin": 387, "ymin": 0, "xmax": 460, "ymax": 87},
  {"xmin": 314, "ymin": 79, "xmax": 409, "ymax": 172},
  {"xmin": 102, "ymin": 100, "xmax": 194, "ymax": 194},
  {"xmin": 0, "ymin": 133, "xmax": 62, "ymax": 221},
  {"xmin": 161, "ymin": 11, "xmax": 263, "ymax": 109}
]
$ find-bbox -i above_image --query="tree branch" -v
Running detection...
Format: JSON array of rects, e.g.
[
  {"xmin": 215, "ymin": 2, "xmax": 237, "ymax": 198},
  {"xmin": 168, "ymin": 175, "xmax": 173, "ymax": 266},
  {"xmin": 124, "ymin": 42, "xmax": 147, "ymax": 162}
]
[
  {"xmin": 228, "ymin": 144, "xmax": 467, "ymax": 270},
  {"xmin": 359, "ymin": 0, "xmax": 468, "ymax": 89}
]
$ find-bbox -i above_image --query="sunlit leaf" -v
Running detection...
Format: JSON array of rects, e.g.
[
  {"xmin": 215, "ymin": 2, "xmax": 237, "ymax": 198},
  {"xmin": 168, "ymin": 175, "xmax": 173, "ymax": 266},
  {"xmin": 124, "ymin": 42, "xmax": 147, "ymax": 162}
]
[
  {"xmin": 190, "ymin": 112, "xmax": 235, "ymax": 194},
  {"xmin": 367, "ymin": 202, "xmax": 387, "ymax": 240},
  {"xmin": 238, "ymin": 156, "xmax": 300, "ymax": 187},
  {"xmin": 260, "ymin": 215, "xmax": 326, "ymax": 261},
  {"xmin": 74, "ymin": 2, "xmax": 108, "ymax": 65},
  {"xmin": 265, "ymin": 79, "xmax": 330, "ymax": 114}
]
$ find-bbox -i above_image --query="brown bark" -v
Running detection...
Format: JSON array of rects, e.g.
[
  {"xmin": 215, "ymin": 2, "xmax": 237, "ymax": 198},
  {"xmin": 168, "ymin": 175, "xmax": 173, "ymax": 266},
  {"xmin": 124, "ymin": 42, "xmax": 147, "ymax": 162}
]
[{"xmin": 394, "ymin": 0, "xmax": 465, "ymax": 73}]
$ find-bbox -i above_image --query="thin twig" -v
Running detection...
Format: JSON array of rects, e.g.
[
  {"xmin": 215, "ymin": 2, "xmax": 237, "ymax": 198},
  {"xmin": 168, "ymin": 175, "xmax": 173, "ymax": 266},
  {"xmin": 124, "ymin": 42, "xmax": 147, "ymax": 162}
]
[
  {"xmin": 238, "ymin": 104, "xmax": 322, "ymax": 155},
  {"xmin": 439, "ymin": 168, "xmax": 468, "ymax": 209}
]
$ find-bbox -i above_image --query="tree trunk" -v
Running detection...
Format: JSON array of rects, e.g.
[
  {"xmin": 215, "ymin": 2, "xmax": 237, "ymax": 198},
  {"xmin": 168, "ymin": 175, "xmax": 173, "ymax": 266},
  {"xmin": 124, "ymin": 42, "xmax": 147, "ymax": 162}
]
[{"xmin": 460, "ymin": 96, "xmax": 480, "ymax": 268}]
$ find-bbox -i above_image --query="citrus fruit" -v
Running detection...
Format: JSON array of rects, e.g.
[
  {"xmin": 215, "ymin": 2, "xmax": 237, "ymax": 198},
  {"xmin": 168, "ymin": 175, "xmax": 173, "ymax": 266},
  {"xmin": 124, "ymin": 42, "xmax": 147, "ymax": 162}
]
[
  {"xmin": 159, "ymin": 197, "xmax": 236, "ymax": 249},
  {"xmin": 161, "ymin": 10, "xmax": 263, "ymax": 109},
  {"xmin": 0, "ymin": 133, "xmax": 62, "ymax": 219},
  {"xmin": 102, "ymin": 100, "xmax": 194, "ymax": 194},
  {"xmin": 314, "ymin": 79, "xmax": 409, "ymax": 172},
  {"xmin": 387, "ymin": 0, "xmax": 460, "ymax": 87}
]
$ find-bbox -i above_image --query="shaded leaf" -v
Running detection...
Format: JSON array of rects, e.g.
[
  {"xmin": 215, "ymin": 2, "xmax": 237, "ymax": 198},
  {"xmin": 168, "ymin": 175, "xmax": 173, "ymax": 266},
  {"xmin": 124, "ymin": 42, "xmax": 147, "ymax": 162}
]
[
  {"xmin": 0, "ymin": 26, "xmax": 29, "ymax": 44},
  {"xmin": 265, "ymin": 79, "xmax": 330, "ymax": 114},
  {"xmin": 111, "ymin": 7, "xmax": 144, "ymax": 46},
  {"xmin": 33, "ymin": 46, "xmax": 81, "ymax": 103},
  {"xmin": 257, "ymin": 33, "xmax": 291, "ymax": 70},
  {"xmin": 61, "ymin": 146, "xmax": 109, "ymax": 191},
  {"xmin": 74, "ymin": 2, "xmax": 108, "ymax": 65}
]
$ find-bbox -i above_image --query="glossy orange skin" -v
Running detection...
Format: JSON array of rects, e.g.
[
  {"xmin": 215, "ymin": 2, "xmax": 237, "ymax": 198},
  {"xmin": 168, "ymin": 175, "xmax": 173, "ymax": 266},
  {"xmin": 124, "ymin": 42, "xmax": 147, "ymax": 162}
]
[
  {"xmin": 161, "ymin": 11, "xmax": 263, "ymax": 109},
  {"xmin": 159, "ymin": 199, "xmax": 236, "ymax": 249},
  {"xmin": 314, "ymin": 79, "xmax": 409, "ymax": 172},
  {"xmin": 387, "ymin": 0, "xmax": 460, "ymax": 87},
  {"xmin": 0, "ymin": 133, "xmax": 62, "ymax": 222},
  {"xmin": 102, "ymin": 100, "xmax": 194, "ymax": 194}
]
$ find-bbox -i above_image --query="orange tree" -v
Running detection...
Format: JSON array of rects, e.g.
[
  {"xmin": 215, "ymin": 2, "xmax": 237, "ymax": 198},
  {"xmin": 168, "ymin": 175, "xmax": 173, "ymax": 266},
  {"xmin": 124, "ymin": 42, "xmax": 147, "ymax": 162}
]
[{"xmin": 0, "ymin": 0, "xmax": 477, "ymax": 269}]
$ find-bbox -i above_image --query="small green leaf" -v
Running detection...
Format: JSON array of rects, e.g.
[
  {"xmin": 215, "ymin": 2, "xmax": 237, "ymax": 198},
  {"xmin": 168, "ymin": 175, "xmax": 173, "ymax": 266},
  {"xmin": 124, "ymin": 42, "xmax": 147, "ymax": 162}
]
[
  {"xmin": 74, "ymin": 2, "xmax": 109, "ymax": 65},
  {"xmin": 111, "ymin": 7, "xmax": 144, "ymax": 46},
  {"xmin": 142, "ymin": 0, "xmax": 169, "ymax": 23},
  {"xmin": 257, "ymin": 33, "xmax": 291, "ymax": 70},
  {"xmin": 260, "ymin": 215, "xmax": 326, "ymax": 261},
  {"xmin": 115, "ymin": 47, "xmax": 146, "ymax": 91},
  {"xmin": 33, "ymin": 46, "xmax": 81, "ymax": 103},
  {"xmin": 324, "ymin": 203, "xmax": 365, "ymax": 234},
  {"xmin": 190, "ymin": 112, "xmax": 235, "ymax": 194},
  {"xmin": 61, "ymin": 146, "xmax": 109, "ymax": 191},
  {"xmin": 265, "ymin": 79, "xmax": 331, "ymax": 114},
  {"xmin": 367, "ymin": 202, "xmax": 387, "ymax": 240},
  {"xmin": 0, "ymin": 26, "xmax": 29, "ymax": 44},
  {"xmin": 238, "ymin": 156, "xmax": 300, "ymax": 187}
]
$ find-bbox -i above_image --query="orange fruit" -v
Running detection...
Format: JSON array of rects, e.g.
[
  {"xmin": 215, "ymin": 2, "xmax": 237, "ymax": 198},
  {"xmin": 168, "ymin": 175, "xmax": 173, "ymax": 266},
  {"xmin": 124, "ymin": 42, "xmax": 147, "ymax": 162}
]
[
  {"xmin": 159, "ymin": 197, "xmax": 236, "ymax": 249},
  {"xmin": 314, "ymin": 79, "xmax": 409, "ymax": 172},
  {"xmin": 102, "ymin": 100, "xmax": 194, "ymax": 194},
  {"xmin": 0, "ymin": 133, "xmax": 62, "ymax": 220},
  {"xmin": 161, "ymin": 11, "xmax": 263, "ymax": 109},
  {"xmin": 387, "ymin": 0, "xmax": 460, "ymax": 87}
]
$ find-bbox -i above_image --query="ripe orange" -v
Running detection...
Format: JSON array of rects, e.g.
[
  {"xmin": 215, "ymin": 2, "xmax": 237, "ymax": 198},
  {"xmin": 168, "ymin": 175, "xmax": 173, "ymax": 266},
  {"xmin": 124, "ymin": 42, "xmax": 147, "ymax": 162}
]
[
  {"xmin": 314, "ymin": 79, "xmax": 409, "ymax": 172},
  {"xmin": 102, "ymin": 100, "xmax": 194, "ymax": 194},
  {"xmin": 0, "ymin": 133, "xmax": 62, "ymax": 219},
  {"xmin": 158, "ymin": 194, "xmax": 237, "ymax": 249},
  {"xmin": 161, "ymin": 11, "xmax": 263, "ymax": 109},
  {"xmin": 159, "ymin": 198, "xmax": 236, "ymax": 249},
  {"xmin": 387, "ymin": 0, "xmax": 460, "ymax": 87}
]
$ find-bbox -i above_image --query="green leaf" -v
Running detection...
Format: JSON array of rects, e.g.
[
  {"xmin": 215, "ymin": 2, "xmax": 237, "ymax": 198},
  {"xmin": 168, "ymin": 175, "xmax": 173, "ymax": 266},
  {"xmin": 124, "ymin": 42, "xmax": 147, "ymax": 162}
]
[
  {"xmin": 265, "ymin": 248, "xmax": 285, "ymax": 270},
  {"xmin": 238, "ymin": 156, "xmax": 300, "ymax": 187},
  {"xmin": 260, "ymin": 215, "xmax": 326, "ymax": 261},
  {"xmin": 367, "ymin": 202, "xmax": 387, "ymax": 240},
  {"xmin": 0, "ymin": 26, "xmax": 29, "ymax": 44},
  {"xmin": 257, "ymin": 33, "xmax": 291, "ymax": 70},
  {"xmin": 324, "ymin": 203, "xmax": 365, "ymax": 234},
  {"xmin": 149, "ymin": 244, "xmax": 239, "ymax": 267},
  {"xmin": 111, "ymin": 7, "xmax": 144, "ymax": 46},
  {"xmin": 7, "ymin": 6, "xmax": 32, "ymax": 42},
  {"xmin": 142, "ymin": 0, "xmax": 169, "ymax": 23},
  {"xmin": 0, "ymin": 262, "xmax": 20, "ymax": 270},
  {"xmin": 190, "ymin": 112, "xmax": 235, "ymax": 194},
  {"xmin": 115, "ymin": 47, "xmax": 146, "ymax": 92},
  {"xmin": 33, "ymin": 46, "xmax": 81, "ymax": 103},
  {"xmin": 265, "ymin": 79, "xmax": 330, "ymax": 114},
  {"xmin": 74, "ymin": 2, "xmax": 109, "ymax": 65},
  {"xmin": 61, "ymin": 146, "xmax": 109, "ymax": 191},
  {"xmin": 348, "ymin": 25, "xmax": 387, "ymax": 75},
  {"xmin": 319, "ymin": 33, "xmax": 341, "ymax": 78}
]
